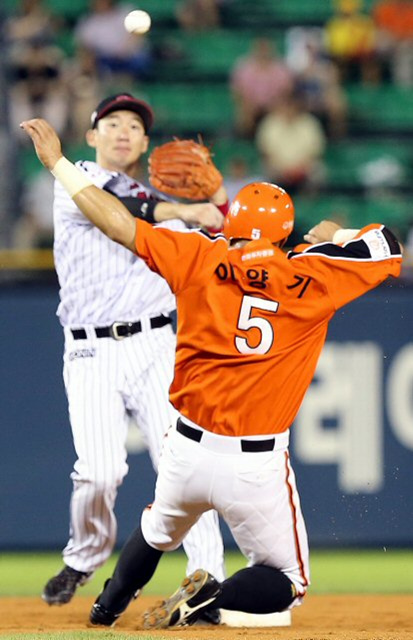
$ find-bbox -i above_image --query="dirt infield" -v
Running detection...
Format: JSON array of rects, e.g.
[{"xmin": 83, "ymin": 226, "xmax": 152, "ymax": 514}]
[{"xmin": 0, "ymin": 594, "xmax": 412, "ymax": 639}]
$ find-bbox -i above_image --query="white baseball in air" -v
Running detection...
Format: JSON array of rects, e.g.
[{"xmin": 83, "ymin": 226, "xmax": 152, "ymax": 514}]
[{"xmin": 124, "ymin": 10, "xmax": 151, "ymax": 34}]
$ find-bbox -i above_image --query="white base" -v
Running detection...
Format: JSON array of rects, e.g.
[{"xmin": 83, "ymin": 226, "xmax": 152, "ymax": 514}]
[{"xmin": 220, "ymin": 609, "xmax": 291, "ymax": 627}]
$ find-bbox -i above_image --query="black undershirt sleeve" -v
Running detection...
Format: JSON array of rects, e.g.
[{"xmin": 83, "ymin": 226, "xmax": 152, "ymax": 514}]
[
  {"xmin": 102, "ymin": 185, "xmax": 159, "ymax": 223},
  {"xmin": 116, "ymin": 196, "xmax": 158, "ymax": 224}
]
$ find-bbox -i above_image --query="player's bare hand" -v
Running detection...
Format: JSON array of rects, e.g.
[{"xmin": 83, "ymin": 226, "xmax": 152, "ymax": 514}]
[
  {"xmin": 209, "ymin": 184, "xmax": 229, "ymax": 207},
  {"xmin": 19, "ymin": 118, "xmax": 63, "ymax": 170},
  {"xmin": 178, "ymin": 202, "xmax": 225, "ymax": 231},
  {"xmin": 304, "ymin": 220, "xmax": 341, "ymax": 244}
]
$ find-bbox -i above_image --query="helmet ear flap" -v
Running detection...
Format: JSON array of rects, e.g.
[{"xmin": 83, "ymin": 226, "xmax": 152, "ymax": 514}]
[{"xmin": 224, "ymin": 182, "xmax": 295, "ymax": 244}]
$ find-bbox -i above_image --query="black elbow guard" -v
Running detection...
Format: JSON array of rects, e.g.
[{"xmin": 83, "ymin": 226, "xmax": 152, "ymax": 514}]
[
  {"xmin": 118, "ymin": 197, "xmax": 157, "ymax": 223},
  {"xmin": 382, "ymin": 226, "xmax": 402, "ymax": 255}
]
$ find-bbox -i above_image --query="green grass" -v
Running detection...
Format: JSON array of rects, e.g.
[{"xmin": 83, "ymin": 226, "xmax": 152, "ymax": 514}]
[
  {"xmin": 1, "ymin": 550, "xmax": 412, "ymax": 639},
  {"xmin": 1, "ymin": 549, "xmax": 412, "ymax": 598}
]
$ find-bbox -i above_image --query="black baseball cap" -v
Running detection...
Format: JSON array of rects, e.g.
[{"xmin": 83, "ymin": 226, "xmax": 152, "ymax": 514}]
[{"xmin": 91, "ymin": 93, "xmax": 154, "ymax": 133}]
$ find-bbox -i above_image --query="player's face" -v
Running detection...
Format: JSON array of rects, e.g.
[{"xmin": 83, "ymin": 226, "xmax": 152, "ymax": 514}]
[{"xmin": 87, "ymin": 110, "xmax": 149, "ymax": 175}]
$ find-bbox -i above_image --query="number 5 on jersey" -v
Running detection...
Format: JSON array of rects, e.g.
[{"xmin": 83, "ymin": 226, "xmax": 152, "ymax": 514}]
[{"xmin": 235, "ymin": 295, "xmax": 279, "ymax": 355}]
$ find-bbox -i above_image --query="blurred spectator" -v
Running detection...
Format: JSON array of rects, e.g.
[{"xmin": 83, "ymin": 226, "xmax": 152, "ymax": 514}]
[
  {"xmin": 12, "ymin": 168, "xmax": 54, "ymax": 249},
  {"xmin": 8, "ymin": 40, "xmax": 70, "ymax": 143},
  {"xmin": 324, "ymin": 0, "xmax": 379, "ymax": 84},
  {"xmin": 287, "ymin": 27, "xmax": 348, "ymax": 138},
  {"xmin": 5, "ymin": 0, "xmax": 56, "ymax": 50},
  {"xmin": 230, "ymin": 37, "xmax": 294, "ymax": 138},
  {"xmin": 285, "ymin": 26, "xmax": 324, "ymax": 72},
  {"xmin": 222, "ymin": 156, "xmax": 263, "ymax": 202},
  {"xmin": 373, "ymin": 0, "xmax": 413, "ymax": 86},
  {"xmin": 63, "ymin": 46, "xmax": 102, "ymax": 143},
  {"xmin": 74, "ymin": 0, "xmax": 153, "ymax": 80},
  {"xmin": 176, "ymin": 0, "xmax": 221, "ymax": 30},
  {"xmin": 255, "ymin": 94, "xmax": 327, "ymax": 195}
]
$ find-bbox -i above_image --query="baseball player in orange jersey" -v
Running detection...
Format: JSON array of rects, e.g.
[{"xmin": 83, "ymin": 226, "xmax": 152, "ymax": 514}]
[{"xmin": 21, "ymin": 118, "xmax": 403, "ymax": 629}]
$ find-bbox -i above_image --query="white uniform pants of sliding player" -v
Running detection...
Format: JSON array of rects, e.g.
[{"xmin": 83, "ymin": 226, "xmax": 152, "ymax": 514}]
[
  {"xmin": 61, "ymin": 323, "xmax": 225, "ymax": 582},
  {"xmin": 142, "ymin": 420, "xmax": 310, "ymax": 618}
]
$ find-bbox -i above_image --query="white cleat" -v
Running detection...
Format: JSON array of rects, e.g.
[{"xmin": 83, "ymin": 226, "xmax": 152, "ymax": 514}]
[{"xmin": 143, "ymin": 569, "xmax": 221, "ymax": 629}]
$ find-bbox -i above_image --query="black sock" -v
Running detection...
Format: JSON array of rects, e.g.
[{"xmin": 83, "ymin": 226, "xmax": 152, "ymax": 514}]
[
  {"xmin": 210, "ymin": 565, "xmax": 297, "ymax": 614},
  {"xmin": 98, "ymin": 525, "xmax": 163, "ymax": 612}
]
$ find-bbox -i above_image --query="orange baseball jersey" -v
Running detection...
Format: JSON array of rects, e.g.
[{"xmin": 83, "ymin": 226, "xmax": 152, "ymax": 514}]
[{"xmin": 135, "ymin": 222, "xmax": 402, "ymax": 437}]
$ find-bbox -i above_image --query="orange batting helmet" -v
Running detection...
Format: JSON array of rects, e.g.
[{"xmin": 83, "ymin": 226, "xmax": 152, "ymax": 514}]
[{"xmin": 223, "ymin": 182, "xmax": 295, "ymax": 244}]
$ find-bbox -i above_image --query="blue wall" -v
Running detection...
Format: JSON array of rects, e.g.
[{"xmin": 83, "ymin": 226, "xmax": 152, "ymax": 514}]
[{"xmin": 1, "ymin": 280, "xmax": 412, "ymax": 549}]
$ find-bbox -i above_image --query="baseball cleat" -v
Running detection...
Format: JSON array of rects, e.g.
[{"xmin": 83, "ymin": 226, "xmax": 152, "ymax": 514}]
[
  {"xmin": 89, "ymin": 601, "xmax": 121, "ymax": 627},
  {"xmin": 89, "ymin": 579, "xmax": 140, "ymax": 627},
  {"xmin": 42, "ymin": 566, "xmax": 92, "ymax": 605},
  {"xmin": 142, "ymin": 569, "xmax": 221, "ymax": 629},
  {"xmin": 197, "ymin": 607, "xmax": 221, "ymax": 625}
]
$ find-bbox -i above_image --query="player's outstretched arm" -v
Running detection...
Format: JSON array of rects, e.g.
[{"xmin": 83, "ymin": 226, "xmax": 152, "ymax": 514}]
[
  {"xmin": 304, "ymin": 220, "xmax": 343, "ymax": 244},
  {"xmin": 20, "ymin": 118, "xmax": 136, "ymax": 251},
  {"xmin": 154, "ymin": 200, "xmax": 225, "ymax": 229},
  {"xmin": 148, "ymin": 137, "xmax": 229, "ymax": 230},
  {"xmin": 20, "ymin": 118, "xmax": 225, "ymax": 237},
  {"xmin": 110, "ymin": 196, "xmax": 225, "ymax": 230},
  {"xmin": 304, "ymin": 221, "xmax": 403, "ymax": 252}
]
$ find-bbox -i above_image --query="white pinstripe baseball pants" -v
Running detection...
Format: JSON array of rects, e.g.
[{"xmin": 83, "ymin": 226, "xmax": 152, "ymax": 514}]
[{"xmin": 61, "ymin": 324, "xmax": 225, "ymax": 580}]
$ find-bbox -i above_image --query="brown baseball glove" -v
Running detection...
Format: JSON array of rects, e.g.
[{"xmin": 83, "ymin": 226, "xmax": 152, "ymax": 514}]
[{"xmin": 148, "ymin": 139, "xmax": 223, "ymax": 200}]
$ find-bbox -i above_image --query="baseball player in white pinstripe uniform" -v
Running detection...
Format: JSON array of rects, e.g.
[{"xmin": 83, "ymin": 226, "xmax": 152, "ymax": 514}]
[{"xmin": 42, "ymin": 94, "xmax": 227, "ymax": 616}]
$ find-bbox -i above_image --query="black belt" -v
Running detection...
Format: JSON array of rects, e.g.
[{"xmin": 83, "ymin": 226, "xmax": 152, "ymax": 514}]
[
  {"xmin": 71, "ymin": 315, "xmax": 172, "ymax": 341},
  {"xmin": 176, "ymin": 418, "xmax": 275, "ymax": 452}
]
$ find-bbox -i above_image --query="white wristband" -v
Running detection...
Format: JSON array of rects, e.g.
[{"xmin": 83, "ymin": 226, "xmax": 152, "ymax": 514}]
[
  {"xmin": 51, "ymin": 157, "xmax": 93, "ymax": 198},
  {"xmin": 333, "ymin": 228, "xmax": 360, "ymax": 244}
]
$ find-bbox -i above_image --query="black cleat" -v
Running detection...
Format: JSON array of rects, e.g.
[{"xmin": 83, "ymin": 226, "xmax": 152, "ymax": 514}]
[
  {"xmin": 143, "ymin": 569, "xmax": 221, "ymax": 629},
  {"xmin": 42, "ymin": 566, "xmax": 92, "ymax": 605},
  {"xmin": 197, "ymin": 607, "xmax": 221, "ymax": 625},
  {"xmin": 89, "ymin": 579, "xmax": 140, "ymax": 628},
  {"xmin": 89, "ymin": 602, "xmax": 121, "ymax": 627}
]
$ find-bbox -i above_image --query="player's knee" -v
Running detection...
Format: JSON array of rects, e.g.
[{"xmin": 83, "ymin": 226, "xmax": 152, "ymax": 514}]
[
  {"xmin": 141, "ymin": 509, "xmax": 185, "ymax": 552},
  {"xmin": 96, "ymin": 469, "xmax": 127, "ymax": 492},
  {"xmin": 255, "ymin": 565, "xmax": 299, "ymax": 611},
  {"xmin": 72, "ymin": 465, "xmax": 127, "ymax": 492}
]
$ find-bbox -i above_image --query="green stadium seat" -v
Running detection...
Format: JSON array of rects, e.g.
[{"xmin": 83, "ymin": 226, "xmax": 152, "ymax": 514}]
[
  {"xmin": 2, "ymin": 0, "xmax": 87, "ymax": 19},
  {"xmin": 209, "ymin": 138, "xmax": 261, "ymax": 174},
  {"xmin": 347, "ymin": 85, "xmax": 413, "ymax": 133},
  {"xmin": 18, "ymin": 148, "xmax": 43, "ymax": 181},
  {"xmin": 18, "ymin": 143, "xmax": 95, "ymax": 181},
  {"xmin": 293, "ymin": 194, "xmax": 410, "ymax": 234},
  {"xmin": 178, "ymin": 29, "xmax": 285, "ymax": 79},
  {"xmin": 54, "ymin": 28, "xmax": 77, "ymax": 57},
  {"xmin": 65, "ymin": 143, "xmax": 95, "ymax": 163},
  {"xmin": 224, "ymin": 0, "xmax": 332, "ymax": 28},
  {"xmin": 363, "ymin": 197, "xmax": 411, "ymax": 233},
  {"xmin": 125, "ymin": 0, "xmax": 177, "ymax": 27},
  {"xmin": 2, "ymin": 0, "xmax": 17, "ymax": 14},
  {"xmin": 149, "ymin": 28, "xmax": 285, "ymax": 82},
  {"xmin": 325, "ymin": 139, "xmax": 413, "ymax": 189},
  {"xmin": 131, "ymin": 83, "xmax": 234, "ymax": 136},
  {"xmin": 223, "ymin": 0, "xmax": 378, "ymax": 28},
  {"xmin": 45, "ymin": 0, "xmax": 89, "ymax": 21},
  {"xmin": 2, "ymin": 0, "xmax": 176, "ymax": 25}
]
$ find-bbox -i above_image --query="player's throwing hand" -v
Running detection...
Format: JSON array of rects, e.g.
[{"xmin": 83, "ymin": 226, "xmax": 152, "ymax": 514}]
[{"xmin": 20, "ymin": 119, "xmax": 63, "ymax": 170}]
